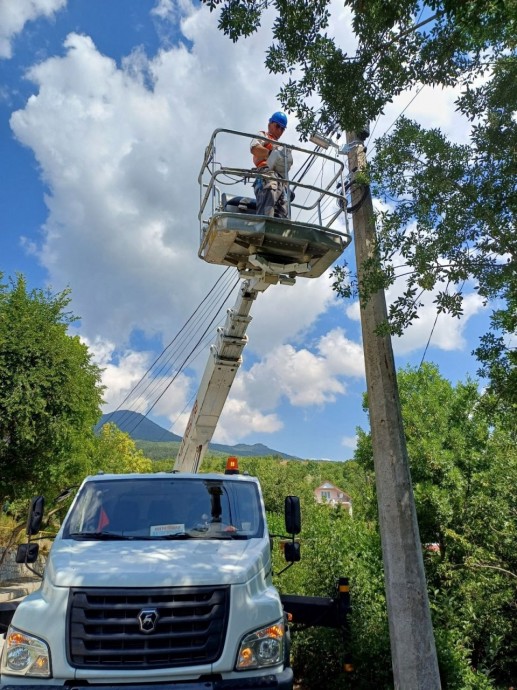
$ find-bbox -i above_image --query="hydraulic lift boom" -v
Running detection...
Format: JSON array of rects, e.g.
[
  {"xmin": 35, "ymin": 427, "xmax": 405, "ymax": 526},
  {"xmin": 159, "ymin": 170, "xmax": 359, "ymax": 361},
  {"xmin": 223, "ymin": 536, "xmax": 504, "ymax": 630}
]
[{"xmin": 174, "ymin": 275, "xmax": 274, "ymax": 473}]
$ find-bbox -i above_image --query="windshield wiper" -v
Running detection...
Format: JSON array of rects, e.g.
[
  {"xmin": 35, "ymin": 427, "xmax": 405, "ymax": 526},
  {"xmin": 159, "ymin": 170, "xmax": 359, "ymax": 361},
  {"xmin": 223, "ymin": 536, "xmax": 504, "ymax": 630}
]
[
  {"xmin": 69, "ymin": 531, "xmax": 132, "ymax": 540},
  {"xmin": 141, "ymin": 533, "xmax": 193, "ymax": 540},
  {"xmin": 203, "ymin": 532, "xmax": 249, "ymax": 540}
]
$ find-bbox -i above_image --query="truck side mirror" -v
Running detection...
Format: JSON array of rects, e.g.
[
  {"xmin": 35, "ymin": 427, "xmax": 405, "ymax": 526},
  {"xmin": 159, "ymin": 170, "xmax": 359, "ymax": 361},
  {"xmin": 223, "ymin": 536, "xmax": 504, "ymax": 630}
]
[
  {"xmin": 26, "ymin": 496, "xmax": 45, "ymax": 536},
  {"xmin": 284, "ymin": 541, "xmax": 300, "ymax": 563},
  {"xmin": 15, "ymin": 543, "xmax": 39, "ymax": 564},
  {"xmin": 284, "ymin": 496, "xmax": 301, "ymax": 535}
]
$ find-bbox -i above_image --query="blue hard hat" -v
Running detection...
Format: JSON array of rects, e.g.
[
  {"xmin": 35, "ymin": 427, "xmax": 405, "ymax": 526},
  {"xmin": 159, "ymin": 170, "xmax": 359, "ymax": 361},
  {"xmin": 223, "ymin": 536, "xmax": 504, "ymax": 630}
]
[{"xmin": 269, "ymin": 111, "xmax": 288, "ymax": 129}]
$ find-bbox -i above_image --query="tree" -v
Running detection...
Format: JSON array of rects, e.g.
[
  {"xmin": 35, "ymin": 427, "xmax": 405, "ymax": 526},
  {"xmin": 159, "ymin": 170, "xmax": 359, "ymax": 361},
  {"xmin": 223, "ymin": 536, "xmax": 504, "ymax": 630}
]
[
  {"xmin": 0, "ymin": 275, "xmax": 104, "ymax": 507},
  {"xmin": 198, "ymin": 445, "xmax": 515, "ymax": 687},
  {"xmin": 203, "ymin": 0, "xmax": 516, "ymax": 406},
  {"xmin": 356, "ymin": 363, "xmax": 517, "ymax": 687},
  {"xmin": 91, "ymin": 424, "xmax": 153, "ymax": 474},
  {"xmin": 360, "ymin": 55, "xmax": 516, "ymax": 405},
  {"xmin": 196, "ymin": 5, "xmax": 515, "ymax": 682},
  {"xmin": 202, "ymin": 0, "xmax": 515, "ymax": 135}
]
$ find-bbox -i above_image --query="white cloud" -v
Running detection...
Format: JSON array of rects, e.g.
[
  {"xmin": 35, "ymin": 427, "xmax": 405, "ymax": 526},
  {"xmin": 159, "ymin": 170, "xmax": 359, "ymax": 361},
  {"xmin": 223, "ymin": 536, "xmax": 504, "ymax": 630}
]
[
  {"xmin": 84, "ymin": 335, "xmax": 194, "ymax": 430},
  {"xmin": 368, "ymin": 79, "xmax": 476, "ymax": 153},
  {"xmin": 6, "ymin": 0, "xmax": 485, "ymax": 456},
  {"xmin": 0, "ymin": 0, "xmax": 66, "ymax": 59},
  {"xmin": 213, "ymin": 327, "xmax": 363, "ymax": 443},
  {"xmin": 8, "ymin": 3, "xmax": 364, "ymax": 449},
  {"xmin": 9, "ymin": 4, "xmax": 297, "ymax": 348},
  {"xmin": 212, "ymin": 398, "xmax": 283, "ymax": 445},
  {"xmin": 248, "ymin": 274, "xmax": 340, "ymax": 356},
  {"xmin": 392, "ymin": 291, "xmax": 485, "ymax": 355},
  {"xmin": 85, "ymin": 335, "xmax": 152, "ymax": 408},
  {"xmin": 341, "ymin": 435, "xmax": 357, "ymax": 450},
  {"xmin": 345, "ymin": 287, "xmax": 485, "ymax": 356},
  {"xmin": 345, "ymin": 301, "xmax": 361, "ymax": 322}
]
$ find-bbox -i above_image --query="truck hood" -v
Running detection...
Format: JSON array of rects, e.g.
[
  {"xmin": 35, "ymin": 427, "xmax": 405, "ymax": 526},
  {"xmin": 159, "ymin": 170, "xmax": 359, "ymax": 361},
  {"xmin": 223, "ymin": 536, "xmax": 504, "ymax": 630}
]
[{"xmin": 46, "ymin": 537, "xmax": 270, "ymax": 588}]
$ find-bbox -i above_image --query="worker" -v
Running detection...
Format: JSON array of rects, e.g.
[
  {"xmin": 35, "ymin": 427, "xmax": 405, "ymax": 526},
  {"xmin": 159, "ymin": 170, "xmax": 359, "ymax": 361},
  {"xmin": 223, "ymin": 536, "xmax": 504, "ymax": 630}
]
[{"xmin": 250, "ymin": 111, "xmax": 291, "ymax": 218}]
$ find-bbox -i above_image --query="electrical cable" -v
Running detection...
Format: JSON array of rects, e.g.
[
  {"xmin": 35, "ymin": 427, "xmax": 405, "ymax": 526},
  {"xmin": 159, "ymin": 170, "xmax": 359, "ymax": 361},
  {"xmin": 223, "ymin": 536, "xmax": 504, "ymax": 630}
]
[
  {"xmin": 119, "ymin": 270, "xmax": 239, "ymax": 433},
  {"xmin": 367, "ymin": 84, "xmax": 426, "ymax": 159},
  {"xmin": 125, "ymin": 270, "xmax": 237, "ymax": 409},
  {"xmin": 418, "ymin": 310, "xmax": 440, "ymax": 370},
  {"xmin": 127, "ymin": 273, "xmax": 241, "ymax": 436},
  {"xmin": 108, "ymin": 271, "xmax": 237, "ymax": 433},
  {"xmin": 103, "ymin": 268, "xmax": 237, "ymax": 432},
  {"xmin": 418, "ymin": 279, "xmax": 465, "ymax": 370},
  {"xmin": 106, "ymin": 267, "xmax": 233, "ymax": 418}
]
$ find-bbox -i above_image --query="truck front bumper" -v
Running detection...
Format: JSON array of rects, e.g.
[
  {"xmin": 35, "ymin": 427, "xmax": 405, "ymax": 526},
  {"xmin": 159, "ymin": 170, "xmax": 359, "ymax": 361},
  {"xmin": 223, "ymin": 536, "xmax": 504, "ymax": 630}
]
[{"xmin": 1, "ymin": 669, "xmax": 294, "ymax": 690}]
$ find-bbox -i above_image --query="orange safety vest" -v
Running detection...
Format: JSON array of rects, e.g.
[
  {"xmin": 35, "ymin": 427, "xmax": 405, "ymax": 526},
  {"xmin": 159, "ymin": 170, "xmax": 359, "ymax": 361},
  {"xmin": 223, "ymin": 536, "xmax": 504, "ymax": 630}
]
[{"xmin": 251, "ymin": 130, "xmax": 277, "ymax": 169}]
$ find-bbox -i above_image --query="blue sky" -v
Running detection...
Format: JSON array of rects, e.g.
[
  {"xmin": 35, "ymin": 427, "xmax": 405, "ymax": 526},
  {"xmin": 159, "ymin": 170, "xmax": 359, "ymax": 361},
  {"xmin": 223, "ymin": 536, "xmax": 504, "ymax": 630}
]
[{"xmin": 0, "ymin": 0, "xmax": 488, "ymax": 461}]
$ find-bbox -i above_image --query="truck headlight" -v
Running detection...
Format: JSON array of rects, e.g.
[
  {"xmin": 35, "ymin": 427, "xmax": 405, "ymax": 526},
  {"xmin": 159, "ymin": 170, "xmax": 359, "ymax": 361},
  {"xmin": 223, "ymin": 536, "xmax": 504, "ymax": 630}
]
[
  {"xmin": 1, "ymin": 626, "xmax": 51, "ymax": 677},
  {"xmin": 236, "ymin": 620, "xmax": 284, "ymax": 670}
]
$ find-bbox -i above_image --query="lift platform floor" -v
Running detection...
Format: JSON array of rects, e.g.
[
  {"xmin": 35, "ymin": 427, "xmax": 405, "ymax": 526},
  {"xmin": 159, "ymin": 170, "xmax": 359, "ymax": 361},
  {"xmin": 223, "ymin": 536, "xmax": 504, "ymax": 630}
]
[{"xmin": 200, "ymin": 212, "xmax": 351, "ymax": 279}]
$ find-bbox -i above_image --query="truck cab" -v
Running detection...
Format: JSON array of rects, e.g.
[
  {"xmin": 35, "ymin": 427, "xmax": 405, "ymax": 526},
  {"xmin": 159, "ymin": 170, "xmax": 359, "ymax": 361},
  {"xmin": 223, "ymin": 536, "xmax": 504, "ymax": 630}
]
[{"xmin": 1, "ymin": 470, "xmax": 299, "ymax": 689}]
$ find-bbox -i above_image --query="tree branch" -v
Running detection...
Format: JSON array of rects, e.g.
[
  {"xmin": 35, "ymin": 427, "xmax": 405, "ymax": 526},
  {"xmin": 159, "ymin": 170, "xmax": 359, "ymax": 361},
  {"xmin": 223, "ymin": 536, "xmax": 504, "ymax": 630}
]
[{"xmin": 467, "ymin": 562, "xmax": 517, "ymax": 580}]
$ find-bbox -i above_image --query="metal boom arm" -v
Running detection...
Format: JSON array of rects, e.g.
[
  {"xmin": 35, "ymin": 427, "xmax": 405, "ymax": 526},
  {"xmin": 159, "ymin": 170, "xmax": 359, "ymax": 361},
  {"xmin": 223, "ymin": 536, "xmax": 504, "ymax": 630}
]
[{"xmin": 174, "ymin": 277, "xmax": 270, "ymax": 473}]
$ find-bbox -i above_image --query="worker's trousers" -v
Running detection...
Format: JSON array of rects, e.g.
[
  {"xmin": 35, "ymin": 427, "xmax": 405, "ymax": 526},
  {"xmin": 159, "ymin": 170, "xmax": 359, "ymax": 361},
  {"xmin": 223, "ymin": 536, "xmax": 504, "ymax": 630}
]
[{"xmin": 253, "ymin": 169, "xmax": 288, "ymax": 219}]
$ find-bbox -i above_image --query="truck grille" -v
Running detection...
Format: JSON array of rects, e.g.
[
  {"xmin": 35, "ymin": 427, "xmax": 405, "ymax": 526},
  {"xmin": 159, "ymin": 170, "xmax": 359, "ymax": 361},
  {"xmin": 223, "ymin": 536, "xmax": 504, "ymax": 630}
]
[{"xmin": 67, "ymin": 586, "xmax": 229, "ymax": 669}]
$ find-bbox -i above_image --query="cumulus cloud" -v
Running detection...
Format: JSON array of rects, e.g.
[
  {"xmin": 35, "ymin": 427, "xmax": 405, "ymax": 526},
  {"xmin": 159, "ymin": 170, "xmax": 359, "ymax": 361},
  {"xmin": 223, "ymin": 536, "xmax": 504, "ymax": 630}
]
[
  {"xmin": 248, "ymin": 274, "xmax": 341, "ymax": 356},
  {"xmin": 341, "ymin": 435, "xmax": 358, "ymax": 450},
  {"xmin": 6, "ymin": 0, "xmax": 483, "ymax": 454},
  {"xmin": 85, "ymin": 334, "xmax": 194, "ymax": 427},
  {"xmin": 0, "ymin": 0, "xmax": 67, "ymax": 59},
  {"xmin": 10, "ymin": 5, "xmax": 306, "ymax": 347},
  {"xmin": 86, "ymin": 336, "xmax": 152, "ymax": 407},
  {"xmin": 345, "ymin": 284, "xmax": 485, "ymax": 356},
  {"xmin": 8, "ymin": 1, "xmax": 365, "ymax": 445},
  {"xmin": 213, "ymin": 327, "xmax": 364, "ymax": 443},
  {"xmin": 392, "ymin": 291, "xmax": 485, "ymax": 355}
]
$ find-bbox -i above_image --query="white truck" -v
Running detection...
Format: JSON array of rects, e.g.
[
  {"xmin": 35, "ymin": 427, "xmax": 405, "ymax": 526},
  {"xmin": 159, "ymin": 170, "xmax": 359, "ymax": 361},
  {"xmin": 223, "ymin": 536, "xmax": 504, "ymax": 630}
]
[
  {"xmin": 0, "ymin": 129, "xmax": 352, "ymax": 690},
  {"xmin": 1, "ymin": 469, "xmax": 305, "ymax": 689}
]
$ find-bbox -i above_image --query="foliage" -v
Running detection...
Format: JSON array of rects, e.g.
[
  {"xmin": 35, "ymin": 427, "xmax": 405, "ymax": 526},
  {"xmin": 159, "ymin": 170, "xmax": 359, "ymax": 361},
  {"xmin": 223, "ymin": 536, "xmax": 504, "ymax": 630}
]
[
  {"xmin": 201, "ymin": 0, "xmax": 516, "ymax": 421},
  {"xmin": 355, "ymin": 53, "xmax": 516, "ymax": 404},
  {"xmin": 207, "ymin": 366, "xmax": 516, "ymax": 688},
  {"xmin": 331, "ymin": 55, "xmax": 516, "ymax": 411},
  {"xmin": 0, "ymin": 275, "xmax": 104, "ymax": 509},
  {"xmin": 356, "ymin": 363, "xmax": 517, "ymax": 688},
  {"xmin": 201, "ymin": 0, "xmax": 516, "ymax": 137},
  {"xmin": 3, "ymin": 375, "xmax": 515, "ymax": 687},
  {"xmin": 90, "ymin": 424, "xmax": 153, "ymax": 474},
  {"xmin": 0, "ymin": 514, "xmax": 18, "ymax": 548},
  {"xmin": 283, "ymin": 503, "xmax": 391, "ymax": 689},
  {"xmin": 135, "ymin": 440, "xmax": 180, "ymax": 463}
]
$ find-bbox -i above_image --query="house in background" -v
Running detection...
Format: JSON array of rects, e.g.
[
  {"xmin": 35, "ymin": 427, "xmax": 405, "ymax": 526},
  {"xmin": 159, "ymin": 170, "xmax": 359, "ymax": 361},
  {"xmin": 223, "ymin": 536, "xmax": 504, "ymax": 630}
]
[{"xmin": 314, "ymin": 481, "xmax": 352, "ymax": 514}]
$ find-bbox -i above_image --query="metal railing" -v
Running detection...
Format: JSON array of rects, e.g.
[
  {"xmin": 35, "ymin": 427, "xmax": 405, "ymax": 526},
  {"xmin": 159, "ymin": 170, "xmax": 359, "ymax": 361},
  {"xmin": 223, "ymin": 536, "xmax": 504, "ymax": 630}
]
[{"xmin": 198, "ymin": 128, "xmax": 349, "ymax": 242}]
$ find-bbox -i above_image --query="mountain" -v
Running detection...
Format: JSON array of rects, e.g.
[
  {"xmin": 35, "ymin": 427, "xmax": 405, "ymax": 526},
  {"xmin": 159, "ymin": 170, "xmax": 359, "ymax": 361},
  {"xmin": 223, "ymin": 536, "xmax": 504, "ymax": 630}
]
[
  {"xmin": 95, "ymin": 410, "xmax": 300, "ymax": 460},
  {"xmin": 95, "ymin": 411, "xmax": 181, "ymax": 443}
]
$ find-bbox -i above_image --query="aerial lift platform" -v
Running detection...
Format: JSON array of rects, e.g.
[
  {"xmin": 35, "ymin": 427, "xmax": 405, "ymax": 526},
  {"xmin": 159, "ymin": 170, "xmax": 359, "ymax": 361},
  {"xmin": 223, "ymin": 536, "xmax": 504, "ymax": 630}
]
[
  {"xmin": 198, "ymin": 128, "xmax": 351, "ymax": 280},
  {"xmin": 175, "ymin": 128, "xmax": 352, "ymax": 473}
]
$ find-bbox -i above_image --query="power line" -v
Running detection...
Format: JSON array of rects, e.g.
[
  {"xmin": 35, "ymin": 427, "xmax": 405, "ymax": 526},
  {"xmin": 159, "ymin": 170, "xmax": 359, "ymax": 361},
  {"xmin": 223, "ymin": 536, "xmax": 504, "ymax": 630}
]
[
  {"xmin": 127, "ymin": 273, "xmax": 241, "ymax": 436},
  {"xmin": 119, "ymin": 269, "xmax": 237, "ymax": 424},
  {"xmin": 105, "ymin": 270, "xmax": 236, "ymax": 432},
  {"xmin": 107, "ymin": 268, "xmax": 233, "ymax": 417},
  {"xmin": 122, "ymin": 272, "xmax": 239, "ymax": 428},
  {"xmin": 367, "ymin": 83, "xmax": 426, "ymax": 159},
  {"xmin": 101, "ymin": 268, "xmax": 239, "ymax": 434}
]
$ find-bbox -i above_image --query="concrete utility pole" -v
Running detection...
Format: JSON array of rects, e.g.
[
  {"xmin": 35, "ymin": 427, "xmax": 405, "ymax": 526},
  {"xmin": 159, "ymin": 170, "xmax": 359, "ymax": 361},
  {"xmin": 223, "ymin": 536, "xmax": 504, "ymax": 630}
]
[{"xmin": 345, "ymin": 131, "xmax": 441, "ymax": 689}]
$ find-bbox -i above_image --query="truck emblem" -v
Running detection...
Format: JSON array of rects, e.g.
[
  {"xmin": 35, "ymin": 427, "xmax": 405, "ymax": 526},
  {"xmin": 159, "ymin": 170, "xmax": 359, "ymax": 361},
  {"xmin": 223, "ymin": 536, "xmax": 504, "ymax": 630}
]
[{"xmin": 138, "ymin": 608, "xmax": 160, "ymax": 634}]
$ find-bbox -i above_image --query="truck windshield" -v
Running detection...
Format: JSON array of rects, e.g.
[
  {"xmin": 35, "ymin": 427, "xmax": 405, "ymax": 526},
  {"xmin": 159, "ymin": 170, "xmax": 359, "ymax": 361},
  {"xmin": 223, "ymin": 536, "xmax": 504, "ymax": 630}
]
[{"xmin": 63, "ymin": 477, "xmax": 264, "ymax": 540}]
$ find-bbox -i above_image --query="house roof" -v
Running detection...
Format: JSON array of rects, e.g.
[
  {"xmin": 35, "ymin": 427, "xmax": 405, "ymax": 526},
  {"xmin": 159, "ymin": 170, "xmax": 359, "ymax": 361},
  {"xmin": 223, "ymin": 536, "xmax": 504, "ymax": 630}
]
[{"xmin": 315, "ymin": 482, "xmax": 352, "ymax": 501}]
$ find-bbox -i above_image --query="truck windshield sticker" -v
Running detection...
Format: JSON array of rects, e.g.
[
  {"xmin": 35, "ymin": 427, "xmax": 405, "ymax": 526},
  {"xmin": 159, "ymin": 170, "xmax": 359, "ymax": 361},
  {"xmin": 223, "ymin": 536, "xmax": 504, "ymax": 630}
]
[{"xmin": 149, "ymin": 523, "xmax": 185, "ymax": 537}]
